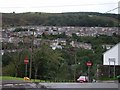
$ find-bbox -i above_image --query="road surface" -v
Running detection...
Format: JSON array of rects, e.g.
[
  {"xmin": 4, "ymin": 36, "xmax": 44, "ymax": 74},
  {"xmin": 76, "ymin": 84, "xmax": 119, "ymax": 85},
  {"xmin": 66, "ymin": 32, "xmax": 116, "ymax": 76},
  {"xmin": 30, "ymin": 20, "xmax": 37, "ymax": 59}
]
[{"xmin": 1, "ymin": 80, "xmax": 120, "ymax": 90}]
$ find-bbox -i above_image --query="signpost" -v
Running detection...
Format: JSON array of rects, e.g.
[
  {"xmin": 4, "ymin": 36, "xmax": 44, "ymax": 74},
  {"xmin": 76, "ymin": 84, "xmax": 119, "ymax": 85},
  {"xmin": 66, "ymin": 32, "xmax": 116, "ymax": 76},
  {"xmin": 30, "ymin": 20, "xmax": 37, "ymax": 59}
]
[
  {"xmin": 108, "ymin": 58, "xmax": 116, "ymax": 78},
  {"xmin": 86, "ymin": 61, "xmax": 92, "ymax": 82},
  {"xmin": 24, "ymin": 57, "xmax": 29, "ymax": 77}
]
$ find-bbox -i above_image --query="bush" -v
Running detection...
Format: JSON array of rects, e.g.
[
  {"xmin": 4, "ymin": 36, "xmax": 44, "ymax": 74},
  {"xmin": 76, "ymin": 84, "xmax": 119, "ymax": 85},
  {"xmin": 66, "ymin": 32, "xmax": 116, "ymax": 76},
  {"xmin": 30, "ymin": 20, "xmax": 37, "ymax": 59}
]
[
  {"xmin": 2, "ymin": 63, "xmax": 15, "ymax": 76},
  {"xmin": 99, "ymin": 77, "xmax": 117, "ymax": 80}
]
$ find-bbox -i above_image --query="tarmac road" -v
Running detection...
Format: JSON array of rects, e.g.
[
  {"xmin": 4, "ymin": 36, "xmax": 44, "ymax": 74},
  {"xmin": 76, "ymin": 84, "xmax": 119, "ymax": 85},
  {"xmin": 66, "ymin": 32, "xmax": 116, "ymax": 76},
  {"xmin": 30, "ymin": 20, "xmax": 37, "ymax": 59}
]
[
  {"xmin": 39, "ymin": 82, "xmax": 118, "ymax": 88},
  {"xmin": 2, "ymin": 80, "xmax": 28, "ymax": 84},
  {"xmin": 0, "ymin": 80, "xmax": 120, "ymax": 90}
]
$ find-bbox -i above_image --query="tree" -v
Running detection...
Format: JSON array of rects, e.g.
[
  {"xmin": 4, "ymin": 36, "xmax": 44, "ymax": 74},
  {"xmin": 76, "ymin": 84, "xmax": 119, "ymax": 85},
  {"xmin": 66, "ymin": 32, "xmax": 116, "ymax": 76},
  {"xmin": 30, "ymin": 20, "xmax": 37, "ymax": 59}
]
[
  {"xmin": 9, "ymin": 49, "xmax": 30, "ymax": 77},
  {"xmin": 33, "ymin": 45, "xmax": 63, "ymax": 80},
  {"xmin": 2, "ymin": 53, "xmax": 12, "ymax": 67}
]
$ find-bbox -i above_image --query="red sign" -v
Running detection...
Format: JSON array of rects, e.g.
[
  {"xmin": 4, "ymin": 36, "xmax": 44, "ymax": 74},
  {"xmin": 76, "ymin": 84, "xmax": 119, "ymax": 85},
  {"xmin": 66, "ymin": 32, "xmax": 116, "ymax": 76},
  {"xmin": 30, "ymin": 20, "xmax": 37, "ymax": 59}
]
[
  {"xmin": 86, "ymin": 61, "xmax": 92, "ymax": 66},
  {"xmin": 24, "ymin": 57, "xmax": 29, "ymax": 64}
]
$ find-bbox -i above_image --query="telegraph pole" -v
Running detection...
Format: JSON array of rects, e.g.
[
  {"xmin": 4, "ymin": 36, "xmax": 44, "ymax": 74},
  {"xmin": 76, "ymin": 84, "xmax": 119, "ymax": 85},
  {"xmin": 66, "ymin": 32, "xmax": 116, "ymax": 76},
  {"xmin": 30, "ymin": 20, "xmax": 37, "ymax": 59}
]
[
  {"xmin": 29, "ymin": 29, "xmax": 35, "ymax": 79},
  {"xmin": 74, "ymin": 50, "xmax": 77, "ymax": 82}
]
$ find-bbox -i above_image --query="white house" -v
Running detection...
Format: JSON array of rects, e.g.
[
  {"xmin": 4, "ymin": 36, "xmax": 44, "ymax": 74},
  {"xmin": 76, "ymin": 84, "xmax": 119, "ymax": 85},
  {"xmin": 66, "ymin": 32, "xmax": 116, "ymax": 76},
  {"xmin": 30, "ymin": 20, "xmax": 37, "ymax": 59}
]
[{"xmin": 103, "ymin": 42, "xmax": 120, "ymax": 66}]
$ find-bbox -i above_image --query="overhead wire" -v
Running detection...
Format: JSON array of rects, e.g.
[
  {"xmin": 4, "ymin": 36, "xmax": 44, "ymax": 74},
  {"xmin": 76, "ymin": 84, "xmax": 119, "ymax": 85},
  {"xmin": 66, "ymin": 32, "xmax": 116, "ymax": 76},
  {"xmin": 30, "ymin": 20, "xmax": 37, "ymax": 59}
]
[{"xmin": 105, "ymin": 7, "xmax": 120, "ymax": 13}]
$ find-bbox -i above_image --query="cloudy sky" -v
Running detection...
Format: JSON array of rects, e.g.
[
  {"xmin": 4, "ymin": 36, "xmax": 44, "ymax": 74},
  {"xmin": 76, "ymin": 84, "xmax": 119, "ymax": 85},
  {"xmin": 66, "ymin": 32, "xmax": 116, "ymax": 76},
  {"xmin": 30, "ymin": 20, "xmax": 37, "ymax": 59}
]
[{"xmin": 0, "ymin": 0, "xmax": 119, "ymax": 13}]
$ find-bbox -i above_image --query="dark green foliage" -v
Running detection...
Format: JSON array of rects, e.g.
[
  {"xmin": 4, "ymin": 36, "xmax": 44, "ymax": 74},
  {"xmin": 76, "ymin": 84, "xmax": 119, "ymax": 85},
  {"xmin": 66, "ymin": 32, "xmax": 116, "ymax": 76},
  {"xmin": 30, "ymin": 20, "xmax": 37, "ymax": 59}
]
[
  {"xmin": 2, "ymin": 12, "xmax": 119, "ymax": 27},
  {"xmin": 14, "ymin": 28, "xmax": 28, "ymax": 32},
  {"xmin": 2, "ymin": 34, "xmax": 120, "ymax": 81},
  {"xmin": 2, "ymin": 53, "xmax": 12, "ymax": 67}
]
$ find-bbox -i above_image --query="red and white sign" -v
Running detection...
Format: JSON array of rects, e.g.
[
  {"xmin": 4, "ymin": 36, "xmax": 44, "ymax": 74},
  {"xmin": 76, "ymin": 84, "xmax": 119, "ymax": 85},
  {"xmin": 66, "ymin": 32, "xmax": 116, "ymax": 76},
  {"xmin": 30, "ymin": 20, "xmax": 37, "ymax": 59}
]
[
  {"xmin": 24, "ymin": 57, "xmax": 29, "ymax": 64},
  {"xmin": 86, "ymin": 61, "xmax": 92, "ymax": 66}
]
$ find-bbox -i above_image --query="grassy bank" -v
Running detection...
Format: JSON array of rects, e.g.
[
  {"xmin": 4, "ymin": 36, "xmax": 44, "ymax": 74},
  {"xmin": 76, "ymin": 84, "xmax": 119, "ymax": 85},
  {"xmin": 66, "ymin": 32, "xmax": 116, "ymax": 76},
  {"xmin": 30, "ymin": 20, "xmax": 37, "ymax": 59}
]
[
  {"xmin": 99, "ymin": 77, "xmax": 117, "ymax": 81},
  {"xmin": 0, "ymin": 76, "xmax": 24, "ymax": 80},
  {"xmin": 0, "ymin": 76, "xmax": 48, "ymax": 82}
]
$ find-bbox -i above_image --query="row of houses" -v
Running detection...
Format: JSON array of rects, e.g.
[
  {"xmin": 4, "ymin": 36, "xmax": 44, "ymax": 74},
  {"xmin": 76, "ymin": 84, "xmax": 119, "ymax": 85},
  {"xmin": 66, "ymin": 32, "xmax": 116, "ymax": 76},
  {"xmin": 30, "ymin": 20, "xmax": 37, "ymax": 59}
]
[
  {"xmin": 1, "ymin": 26, "xmax": 117, "ymax": 52},
  {"xmin": 2, "ymin": 26, "xmax": 119, "ymax": 38}
]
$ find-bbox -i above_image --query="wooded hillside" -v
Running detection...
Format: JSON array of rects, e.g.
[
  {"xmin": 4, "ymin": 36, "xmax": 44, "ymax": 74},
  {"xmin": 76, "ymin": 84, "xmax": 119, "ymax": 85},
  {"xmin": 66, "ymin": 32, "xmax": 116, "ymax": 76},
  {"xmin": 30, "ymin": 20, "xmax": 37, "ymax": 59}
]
[{"xmin": 2, "ymin": 12, "xmax": 119, "ymax": 27}]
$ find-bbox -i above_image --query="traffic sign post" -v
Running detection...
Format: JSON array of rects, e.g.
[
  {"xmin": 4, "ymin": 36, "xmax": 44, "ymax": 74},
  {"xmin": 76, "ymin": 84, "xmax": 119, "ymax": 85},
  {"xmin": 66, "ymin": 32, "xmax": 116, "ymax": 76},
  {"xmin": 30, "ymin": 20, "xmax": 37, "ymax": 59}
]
[
  {"xmin": 24, "ymin": 57, "xmax": 29, "ymax": 77},
  {"xmin": 86, "ymin": 61, "xmax": 92, "ymax": 82},
  {"xmin": 25, "ymin": 64, "xmax": 28, "ymax": 77},
  {"xmin": 88, "ymin": 66, "xmax": 90, "ymax": 82}
]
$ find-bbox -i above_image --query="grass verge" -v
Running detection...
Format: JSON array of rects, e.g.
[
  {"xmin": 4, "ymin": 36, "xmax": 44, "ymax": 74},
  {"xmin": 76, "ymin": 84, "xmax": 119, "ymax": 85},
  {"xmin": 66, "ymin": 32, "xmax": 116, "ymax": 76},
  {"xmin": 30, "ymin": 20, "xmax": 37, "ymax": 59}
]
[
  {"xmin": 0, "ymin": 76, "xmax": 24, "ymax": 80},
  {"xmin": 0, "ymin": 76, "xmax": 48, "ymax": 82},
  {"xmin": 99, "ymin": 77, "xmax": 117, "ymax": 81}
]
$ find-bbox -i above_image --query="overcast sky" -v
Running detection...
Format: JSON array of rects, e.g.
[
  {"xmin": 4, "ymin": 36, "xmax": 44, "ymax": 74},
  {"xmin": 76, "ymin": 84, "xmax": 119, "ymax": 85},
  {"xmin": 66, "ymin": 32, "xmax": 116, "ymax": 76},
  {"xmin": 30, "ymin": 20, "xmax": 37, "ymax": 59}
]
[{"xmin": 0, "ymin": 0, "xmax": 119, "ymax": 13}]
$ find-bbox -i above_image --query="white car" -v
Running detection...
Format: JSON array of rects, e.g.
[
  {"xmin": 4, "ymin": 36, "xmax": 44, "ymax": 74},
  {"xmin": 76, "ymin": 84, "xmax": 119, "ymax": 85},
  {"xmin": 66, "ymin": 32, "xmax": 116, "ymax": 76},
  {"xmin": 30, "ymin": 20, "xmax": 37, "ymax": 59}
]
[{"xmin": 77, "ymin": 76, "xmax": 89, "ymax": 83}]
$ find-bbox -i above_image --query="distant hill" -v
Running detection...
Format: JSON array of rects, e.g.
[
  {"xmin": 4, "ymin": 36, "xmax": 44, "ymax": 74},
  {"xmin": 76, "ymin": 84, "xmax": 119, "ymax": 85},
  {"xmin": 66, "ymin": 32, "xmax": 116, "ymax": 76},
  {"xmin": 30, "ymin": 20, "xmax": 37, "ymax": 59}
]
[{"xmin": 2, "ymin": 12, "xmax": 119, "ymax": 27}]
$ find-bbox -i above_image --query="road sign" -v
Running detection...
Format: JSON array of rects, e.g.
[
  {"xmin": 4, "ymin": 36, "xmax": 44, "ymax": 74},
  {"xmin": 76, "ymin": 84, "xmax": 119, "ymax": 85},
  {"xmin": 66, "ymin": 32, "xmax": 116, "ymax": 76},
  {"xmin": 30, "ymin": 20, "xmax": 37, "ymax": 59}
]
[
  {"xmin": 86, "ymin": 61, "xmax": 92, "ymax": 66},
  {"xmin": 24, "ymin": 57, "xmax": 29, "ymax": 64}
]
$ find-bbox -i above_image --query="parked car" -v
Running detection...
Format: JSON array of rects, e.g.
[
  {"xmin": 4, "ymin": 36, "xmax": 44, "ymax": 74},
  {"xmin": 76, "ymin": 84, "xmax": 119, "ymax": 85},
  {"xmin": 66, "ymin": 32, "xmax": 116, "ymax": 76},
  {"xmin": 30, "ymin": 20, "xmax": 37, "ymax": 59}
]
[{"xmin": 77, "ymin": 76, "xmax": 89, "ymax": 83}]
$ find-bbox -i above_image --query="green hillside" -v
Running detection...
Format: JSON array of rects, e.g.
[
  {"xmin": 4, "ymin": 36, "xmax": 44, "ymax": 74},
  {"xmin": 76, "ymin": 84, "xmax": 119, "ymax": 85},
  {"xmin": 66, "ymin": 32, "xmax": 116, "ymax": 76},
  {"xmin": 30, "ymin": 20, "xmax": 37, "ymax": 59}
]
[{"xmin": 2, "ymin": 12, "xmax": 119, "ymax": 27}]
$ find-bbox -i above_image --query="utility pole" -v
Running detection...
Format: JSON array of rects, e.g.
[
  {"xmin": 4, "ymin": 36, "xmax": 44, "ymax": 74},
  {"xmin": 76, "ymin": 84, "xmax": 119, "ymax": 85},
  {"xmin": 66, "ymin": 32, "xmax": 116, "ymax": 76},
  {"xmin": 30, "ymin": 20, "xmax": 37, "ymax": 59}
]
[
  {"xmin": 74, "ymin": 49, "xmax": 77, "ymax": 82},
  {"xmin": 74, "ymin": 40, "xmax": 77, "ymax": 82},
  {"xmin": 29, "ymin": 29, "xmax": 35, "ymax": 79}
]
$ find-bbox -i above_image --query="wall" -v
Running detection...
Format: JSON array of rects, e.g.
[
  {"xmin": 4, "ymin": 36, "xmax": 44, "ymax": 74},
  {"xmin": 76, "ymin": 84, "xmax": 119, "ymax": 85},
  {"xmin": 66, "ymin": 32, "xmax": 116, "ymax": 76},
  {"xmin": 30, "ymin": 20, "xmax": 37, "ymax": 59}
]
[{"xmin": 103, "ymin": 43, "xmax": 120, "ymax": 65}]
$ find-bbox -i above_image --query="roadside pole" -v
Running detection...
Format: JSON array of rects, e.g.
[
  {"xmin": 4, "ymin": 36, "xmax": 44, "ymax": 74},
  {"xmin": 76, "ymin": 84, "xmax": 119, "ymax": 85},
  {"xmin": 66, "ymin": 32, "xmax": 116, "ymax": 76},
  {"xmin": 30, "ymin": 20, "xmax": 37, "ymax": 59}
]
[
  {"xmin": 109, "ymin": 60, "xmax": 110, "ymax": 78},
  {"xmin": 96, "ymin": 64, "xmax": 100, "ymax": 81},
  {"xmin": 74, "ymin": 49, "xmax": 77, "ymax": 82},
  {"xmin": 24, "ymin": 57, "xmax": 29, "ymax": 77},
  {"xmin": 86, "ymin": 61, "xmax": 92, "ymax": 82},
  {"xmin": 29, "ymin": 29, "xmax": 35, "ymax": 79},
  {"xmin": 109, "ymin": 58, "xmax": 116, "ymax": 79},
  {"xmin": 25, "ymin": 64, "xmax": 27, "ymax": 77},
  {"xmin": 88, "ymin": 66, "xmax": 90, "ymax": 82},
  {"xmin": 113, "ymin": 60, "xmax": 116, "ymax": 79}
]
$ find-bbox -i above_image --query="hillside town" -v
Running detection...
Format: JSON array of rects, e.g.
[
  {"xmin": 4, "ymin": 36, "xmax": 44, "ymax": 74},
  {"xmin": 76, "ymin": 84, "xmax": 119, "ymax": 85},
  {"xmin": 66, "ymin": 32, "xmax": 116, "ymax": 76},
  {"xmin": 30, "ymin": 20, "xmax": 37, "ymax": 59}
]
[
  {"xmin": 2, "ymin": 26, "xmax": 119, "ymax": 37},
  {"xmin": 0, "ymin": 26, "xmax": 118, "ymax": 55}
]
